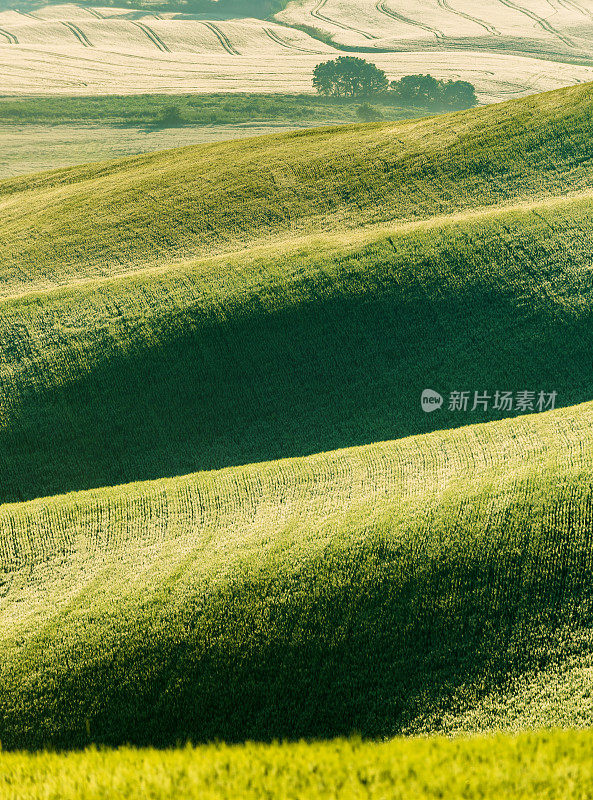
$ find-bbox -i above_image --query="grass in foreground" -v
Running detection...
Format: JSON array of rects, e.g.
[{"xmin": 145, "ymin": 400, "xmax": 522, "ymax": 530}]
[{"xmin": 2, "ymin": 730, "xmax": 593, "ymax": 799}]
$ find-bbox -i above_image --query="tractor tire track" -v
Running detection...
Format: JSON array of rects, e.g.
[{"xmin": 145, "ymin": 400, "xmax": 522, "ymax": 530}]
[
  {"xmin": 0, "ymin": 28, "xmax": 18, "ymax": 44},
  {"xmin": 375, "ymin": 0, "xmax": 445, "ymax": 39},
  {"xmin": 130, "ymin": 20, "xmax": 170, "ymax": 52},
  {"xmin": 436, "ymin": 0, "xmax": 501, "ymax": 35},
  {"xmin": 15, "ymin": 9, "xmax": 39, "ymax": 18},
  {"xmin": 201, "ymin": 21, "xmax": 239, "ymax": 55},
  {"xmin": 312, "ymin": 0, "xmax": 378, "ymax": 41},
  {"xmin": 264, "ymin": 27, "xmax": 323, "ymax": 53},
  {"xmin": 62, "ymin": 21, "xmax": 93, "ymax": 47},
  {"xmin": 557, "ymin": 0, "xmax": 593, "ymax": 20},
  {"xmin": 83, "ymin": 7, "xmax": 104, "ymax": 18},
  {"xmin": 495, "ymin": 0, "xmax": 575, "ymax": 46}
]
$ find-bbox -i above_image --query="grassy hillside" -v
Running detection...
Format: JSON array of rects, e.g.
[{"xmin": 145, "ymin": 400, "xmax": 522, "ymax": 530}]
[
  {"xmin": 1, "ymin": 400, "xmax": 593, "ymax": 748},
  {"xmin": 2, "ymin": 81, "xmax": 593, "ymax": 295},
  {"xmin": 0, "ymin": 192, "xmax": 592, "ymax": 502},
  {"xmin": 0, "ymin": 94, "xmax": 433, "ymax": 181},
  {"xmin": 1, "ymin": 81, "xmax": 593, "ymax": 757},
  {"xmin": 2, "ymin": 730, "xmax": 593, "ymax": 799}
]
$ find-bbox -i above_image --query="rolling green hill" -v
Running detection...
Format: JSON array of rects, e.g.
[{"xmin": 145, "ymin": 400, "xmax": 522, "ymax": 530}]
[
  {"xmin": 0, "ymin": 192, "xmax": 592, "ymax": 502},
  {"xmin": 1, "ymin": 401, "xmax": 593, "ymax": 749},
  {"xmin": 1, "ymin": 81, "xmax": 593, "ymax": 296},
  {"xmin": 1, "ymin": 80, "xmax": 593, "ymax": 768}
]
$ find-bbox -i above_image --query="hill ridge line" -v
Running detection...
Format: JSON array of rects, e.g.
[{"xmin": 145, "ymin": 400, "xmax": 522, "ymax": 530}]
[
  {"xmin": 0, "ymin": 399, "xmax": 589, "ymax": 517},
  {"xmin": 0, "ymin": 80, "xmax": 584, "ymax": 199},
  {"xmin": 2, "ymin": 186, "xmax": 592, "ymax": 304}
]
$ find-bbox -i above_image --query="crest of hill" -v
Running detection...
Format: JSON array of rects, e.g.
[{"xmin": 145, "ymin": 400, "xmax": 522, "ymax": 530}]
[
  {"xmin": 0, "ymin": 80, "xmax": 593, "ymax": 754},
  {"xmin": 1, "ymin": 81, "xmax": 593, "ymax": 295}
]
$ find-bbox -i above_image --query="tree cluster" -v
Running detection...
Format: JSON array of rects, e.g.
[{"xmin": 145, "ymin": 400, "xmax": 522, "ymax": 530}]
[
  {"xmin": 313, "ymin": 56, "xmax": 389, "ymax": 98},
  {"xmin": 391, "ymin": 73, "xmax": 477, "ymax": 109},
  {"xmin": 313, "ymin": 58, "xmax": 478, "ymax": 109}
]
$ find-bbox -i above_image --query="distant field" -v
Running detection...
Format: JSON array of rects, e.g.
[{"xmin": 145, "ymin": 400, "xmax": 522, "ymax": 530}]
[
  {"xmin": 277, "ymin": 0, "xmax": 593, "ymax": 57},
  {"xmin": 0, "ymin": 122, "xmax": 314, "ymax": 178},
  {"xmin": 0, "ymin": 93, "xmax": 433, "ymax": 177},
  {"xmin": 1, "ymin": 3, "xmax": 593, "ymax": 98},
  {"xmin": 2, "ymin": 731, "xmax": 593, "ymax": 799}
]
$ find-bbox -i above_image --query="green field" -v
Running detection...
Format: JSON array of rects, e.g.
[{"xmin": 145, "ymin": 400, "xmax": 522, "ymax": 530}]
[
  {"xmin": 3, "ymin": 82, "xmax": 593, "ymax": 292},
  {"xmin": 0, "ymin": 123, "xmax": 321, "ymax": 180},
  {"xmin": 1, "ymin": 80, "xmax": 593, "ymax": 793},
  {"xmin": 2, "ymin": 730, "xmax": 593, "ymax": 799},
  {"xmin": 0, "ymin": 192, "xmax": 592, "ymax": 502},
  {"xmin": 0, "ymin": 94, "xmax": 432, "ymax": 179},
  {"xmin": 0, "ymin": 94, "xmax": 427, "ymax": 127},
  {"xmin": 2, "ymin": 398, "xmax": 593, "ymax": 749}
]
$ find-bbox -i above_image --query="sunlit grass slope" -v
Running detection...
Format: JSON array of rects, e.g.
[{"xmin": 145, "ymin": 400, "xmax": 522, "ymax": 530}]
[
  {"xmin": 1, "ymin": 81, "xmax": 593, "ymax": 295},
  {"xmin": 0, "ymin": 191, "xmax": 592, "ymax": 502},
  {"xmin": 1, "ymin": 400, "xmax": 593, "ymax": 749},
  {"xmin": 2, "ymin": 730, "xmax": 593, "ymax": 800}
]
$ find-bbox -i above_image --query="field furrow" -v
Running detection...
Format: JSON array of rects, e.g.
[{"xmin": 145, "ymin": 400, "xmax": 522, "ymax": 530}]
[
  {"xmin": 0, "ymin": 27, "xmax": 17, "ymax": 44},
  {"xmin": 436, "ymin": 0, "xmax": 500, "ymax": 35},
  {"xmin": 200, "ymin": 21, "xmax": 238, "ymax": 55},
  {"xmin": 495, "ymin": 0, "xmax": 576, "ymax": 46},
  {"xmin": 312, "ymin": 0, "xmax": 379, "ymax": 40},
  {"xmin": 62, "ymin": 20, "xmax": 92, "ymax": 46},
  {"xmin": 376, "ymin": 0, "xmax": 445, "ymax": 38}
]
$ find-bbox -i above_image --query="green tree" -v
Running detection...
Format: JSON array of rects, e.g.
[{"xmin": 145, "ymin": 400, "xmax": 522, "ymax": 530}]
[
  {"xmin": 442, "ymin": 79, "xmax": 478, "ymax": 109},
  {"xmin": 390, "ymin": 74, "xmax": 478, "ymax": 109},
  {"xmin": 390, "ymin": 74, "xmax": 441, "ymax": 105},
  {"xmin": 313, "ymin": 57, "xmax": 389, "ymax": 98}
]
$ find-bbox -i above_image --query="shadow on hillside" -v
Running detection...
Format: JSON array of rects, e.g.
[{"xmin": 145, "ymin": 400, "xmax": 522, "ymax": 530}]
[
  {"xmin": 2, "ymin": 478, "xmax": 592, "ymax": 750},
  {"xmin": 0, "ymin": 277, "xmax": 592, "ymax": 504}
]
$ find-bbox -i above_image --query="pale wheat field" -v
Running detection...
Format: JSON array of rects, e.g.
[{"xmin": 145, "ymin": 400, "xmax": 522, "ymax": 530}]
[
  {"xmin": 1, "ymin": 2, "xmax": 593, "ymax": 98},
  {"xmin": 277, "ymin": 0, "xmax": 593, "ymax": 54}
]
